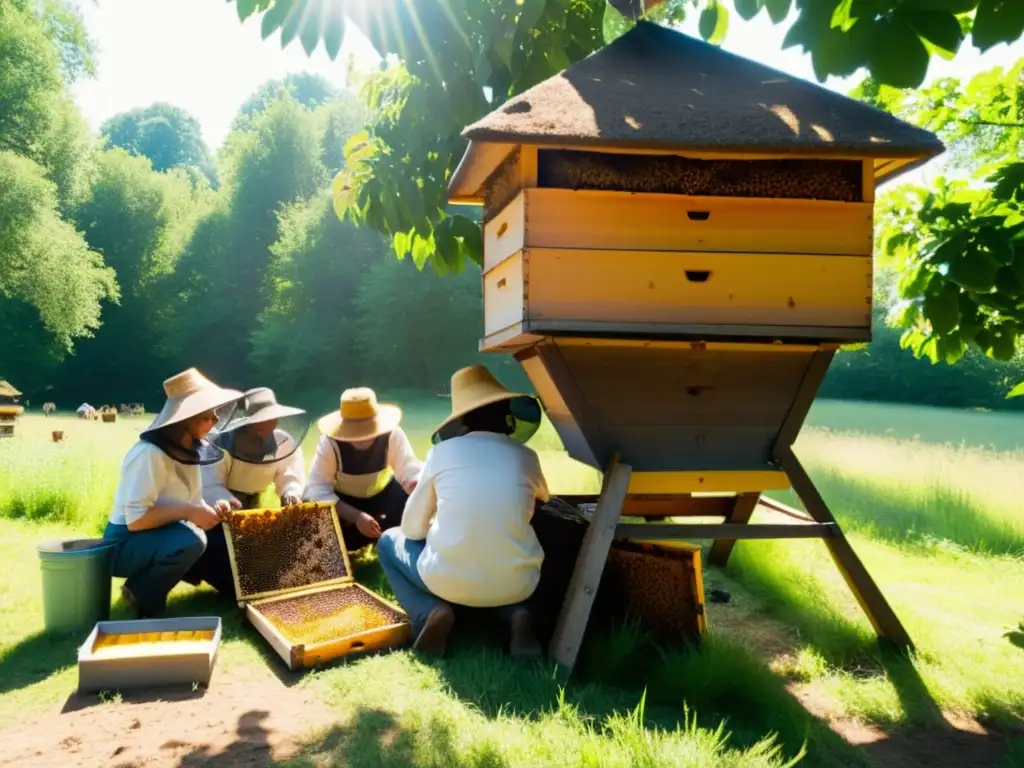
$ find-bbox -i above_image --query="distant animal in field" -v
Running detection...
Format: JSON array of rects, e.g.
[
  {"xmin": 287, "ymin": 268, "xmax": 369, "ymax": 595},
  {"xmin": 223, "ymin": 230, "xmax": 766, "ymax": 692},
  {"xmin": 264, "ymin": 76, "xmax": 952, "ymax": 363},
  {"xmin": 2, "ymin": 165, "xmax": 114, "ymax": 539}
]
[
  {"xmin": 76, "ymin": 404, "xmax": 98, "ymax": 420},
  {"xmin": 52, "ymin": 430, "xmax": 65, "ymax": 443},
  {"xmin": 42, "ymin": 402, "xmax": 55, "ymax": 417}
]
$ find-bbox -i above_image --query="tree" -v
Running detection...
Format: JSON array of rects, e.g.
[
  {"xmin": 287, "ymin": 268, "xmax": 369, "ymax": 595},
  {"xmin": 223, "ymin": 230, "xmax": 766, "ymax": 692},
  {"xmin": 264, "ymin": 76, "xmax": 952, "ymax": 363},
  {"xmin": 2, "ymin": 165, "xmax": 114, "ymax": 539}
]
[
  {"xmin": 233, "ymin": 72, "xmax": 340, "ymax": 130},
  {"xmin": 863, "ymin": 63, "xmax": 1024, "ymax": 375},
  {"xmin": 101, "ymin": 103, "xmax": 217, "ymax": 186},
  {"xmin": 0, "ymin": 151, "xmax": 117, "ymax": 351}
]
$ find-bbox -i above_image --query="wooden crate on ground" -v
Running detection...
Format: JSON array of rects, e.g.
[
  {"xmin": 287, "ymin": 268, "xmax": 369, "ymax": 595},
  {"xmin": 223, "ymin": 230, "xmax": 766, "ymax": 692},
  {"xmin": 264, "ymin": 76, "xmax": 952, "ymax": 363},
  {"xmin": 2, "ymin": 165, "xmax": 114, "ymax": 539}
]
[
  {"xmin": 223, "ymin": 502, "xmax": 411, "ymax": 670},
  {"xmin": 77, "ymin": 617, "xmax": 221, "ymax": 692}
]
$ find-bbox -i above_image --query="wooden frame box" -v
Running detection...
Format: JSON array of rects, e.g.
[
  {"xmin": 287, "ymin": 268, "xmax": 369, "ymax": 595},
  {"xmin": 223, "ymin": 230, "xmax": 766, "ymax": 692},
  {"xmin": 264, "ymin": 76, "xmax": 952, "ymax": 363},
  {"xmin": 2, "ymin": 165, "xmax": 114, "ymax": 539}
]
[
  {"xmin": 483, "ymin": 247, "xmax": 872, "ymax": 345},
  {"xmin": 77, "ymin": 616, "xmax": 221, "ymax": 692},
  {"xmin": 224, "ymin": 503, "xmax": 412, "ymax": 671}
]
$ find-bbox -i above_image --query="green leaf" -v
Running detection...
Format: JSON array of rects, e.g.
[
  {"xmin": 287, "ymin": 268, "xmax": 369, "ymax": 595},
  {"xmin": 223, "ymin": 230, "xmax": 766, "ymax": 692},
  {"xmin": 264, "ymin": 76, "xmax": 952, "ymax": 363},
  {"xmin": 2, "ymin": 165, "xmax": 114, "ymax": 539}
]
[
  {"xmin": 518, "ymin": 0, "xmax": 548, "ymax": 33},
  {"xmin": 936, "ymin": 202, "xmax": 972, "ymax": 223},
  {"xmin": 923, "ymin": 283, "xmax": 961, "ymax": 334},
  {"xmin": 898, "ymin": 258, "xmax": 935, "ymax": 297},
  {"xmin": 936, "ymin": 333, "xmax": 969, "ymax": 364},
  {"xmin": 867, "ymin": 17, "xmax": 930, "ymax": 88},
  {"xmin": 887, "ymin": 298, "xmax": 922, "ymax": 327},
  {"xmin": 1006, "ymin": 381, "xmax": 1024, "ymax": 398},
  {"xmin": 989, "ymin": 162, "xmax": 1024, "ymax": 203},
  {"xmin": 905, "ymin": 10, "xmax": 964, "ymax": 59},
  {"xmin": 393, "ymin": 230, "xmax": 412, "ymax": 260},
  {"xmin": 279, "ymin": 3, "xmax": 302, "ymax": 48},
  {"xmin": 972, "ymin": 0, "xmax": 1024, "ymax": 53},
  {"xmin": 830, "ymin": 0, "xmax": 856, "ymax": 32},
  {"xmin": 978, "ymin": 228, "xmax": 1016, "ymax": 265},
  {"xmin": 411, "ymin": 231, "xmax": 432, "ymax": 269},
  {"xmin": 989, "ymin": 324, "xmax": 1018, "ymax": 360},
  {"xmin": 764, "ymin": 0, "xmax": 792, "ymax": 23},
  {"xmin": 735, "ymin": 0, "xmax": 763, "ymax": 22},
  {"xmin": 493, "ymin": 31, "xmax": 515, "ymax": 70},
  {"xmin": 699, "ymin": 1, "xmax": 729, "ymax": 44},
  {"xmin": 602, "ymin": 2, "xmax": 633, "ymax": 44},
  {"xmin": 946, "ymin": 251, "xmax": 1001, "ymax": 291},
  {"xmin": 995, "ymin": 265, "xmax": 1024, "ymax": 295},
  {"xmin": 323, "ymin": 10, "xmax": 344, "ymax": 59},
  {"xmin": 260, "ymin": 0, "xmax": 293, "ymax": 39},
  {"xmin": 236, "ymin": 0, "xmax": 259, "ymax": 22},
  {"xmin": 300, "ymin": 9, "xmax": 321, "ymax": 55}
]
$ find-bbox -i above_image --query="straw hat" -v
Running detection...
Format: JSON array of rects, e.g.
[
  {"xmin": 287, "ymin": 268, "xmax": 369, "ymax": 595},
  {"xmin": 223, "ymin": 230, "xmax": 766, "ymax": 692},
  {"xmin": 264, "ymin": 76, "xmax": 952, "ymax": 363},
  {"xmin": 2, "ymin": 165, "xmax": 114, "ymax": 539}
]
[
  {"xmin": 220, "ymin": 388, "xmax": 305, "ymax": 432},
  {"xmin": 433, "ymin": 365, "xmax": 540, "ymax": 443},
  {"xmin": 141, "ymin": 368, "xmax": 243, "ymax": 436},
  {"xmin": 317, "ymin": 388, "xmax": 402, "ymax": 442}
]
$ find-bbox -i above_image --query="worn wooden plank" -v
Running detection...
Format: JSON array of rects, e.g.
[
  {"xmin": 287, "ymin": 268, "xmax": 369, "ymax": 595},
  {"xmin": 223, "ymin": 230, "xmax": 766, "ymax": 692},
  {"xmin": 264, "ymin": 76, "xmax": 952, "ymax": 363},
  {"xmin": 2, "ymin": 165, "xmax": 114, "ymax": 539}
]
[
  {"xmin": 525, "ymin": 248, "xmax": 872, "ymax": 330},
  {"xmin": 483, "ymin": 253, "xmax": 525, "ymax": 337},
  {"xmin": 628, "ymin": 473, "xmax": 787, "ymax": 495},
  {"xmin": 777, "ymin": 447, "xmax": 913, "ymax": 650},
  {"xmin": 773, "ymin": 348, "xmax": 836, "ymax": 453},
  {"xmin": 549, "ymin": 460, "xmax": 633, "ymax": 673},
  {"xmin": 556, "ymin": 494, "xmax": 737, "ymax": 518},
  {"xmin": 601, "ymin": 424, "xmax": 779, "ymax": 471},
  {"xmin": 524, "ymin": 319, "xmax": 872, "ymax": 344},
  {"xmin": 515, "ymin": 188, "xmax": 874, "ymax": 256},
  {"xmin": 534, "ymin": 343, "xmax": 609, "ymax": 467},
  {"xmin": 617, "ymin": 522, "xmax": 836, "ymax": 540},
  {"xmin": 707, "ymin": 492, "xmax": 761, "ymax": 565}
]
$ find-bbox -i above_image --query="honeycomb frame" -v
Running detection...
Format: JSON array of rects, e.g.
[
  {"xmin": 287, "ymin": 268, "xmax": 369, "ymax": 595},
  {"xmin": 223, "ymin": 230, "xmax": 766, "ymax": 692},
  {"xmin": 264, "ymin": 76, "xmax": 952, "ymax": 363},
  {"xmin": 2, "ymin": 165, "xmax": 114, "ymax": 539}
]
[
  {"xmin": 223, "ymin": 501, "xmax": 353, "ymax": 603},
  {"xmin": 252, "ymin": 584, "xmax": 406, "ymax": 646}
]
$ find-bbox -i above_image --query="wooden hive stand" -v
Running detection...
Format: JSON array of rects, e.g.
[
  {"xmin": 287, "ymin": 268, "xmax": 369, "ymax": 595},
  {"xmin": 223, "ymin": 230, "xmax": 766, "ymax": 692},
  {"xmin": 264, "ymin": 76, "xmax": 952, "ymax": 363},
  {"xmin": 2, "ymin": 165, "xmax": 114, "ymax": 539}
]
[{"xmin": 447, "ymin": 21, "xmax": 945, "ymax": 674}]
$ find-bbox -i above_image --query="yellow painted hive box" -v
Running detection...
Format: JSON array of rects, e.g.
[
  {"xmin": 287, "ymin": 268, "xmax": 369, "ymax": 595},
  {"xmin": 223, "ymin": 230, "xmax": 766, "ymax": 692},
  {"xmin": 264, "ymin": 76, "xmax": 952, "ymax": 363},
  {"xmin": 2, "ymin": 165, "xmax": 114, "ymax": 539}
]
[
  {"xmin": 77, "ymin": 616, "xmax": 222, "ymax": 692},
  {"xmin": 223, "ymin": 502, "xmax": 412, "ymax": 670}
]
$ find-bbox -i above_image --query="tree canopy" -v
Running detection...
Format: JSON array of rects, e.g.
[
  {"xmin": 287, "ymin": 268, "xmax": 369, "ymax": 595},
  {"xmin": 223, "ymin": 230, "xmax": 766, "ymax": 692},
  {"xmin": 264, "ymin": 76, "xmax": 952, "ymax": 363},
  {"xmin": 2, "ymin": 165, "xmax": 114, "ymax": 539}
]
[{"xmin": 101, "ymin": 103, "xmax": 217, "ymax": 186}]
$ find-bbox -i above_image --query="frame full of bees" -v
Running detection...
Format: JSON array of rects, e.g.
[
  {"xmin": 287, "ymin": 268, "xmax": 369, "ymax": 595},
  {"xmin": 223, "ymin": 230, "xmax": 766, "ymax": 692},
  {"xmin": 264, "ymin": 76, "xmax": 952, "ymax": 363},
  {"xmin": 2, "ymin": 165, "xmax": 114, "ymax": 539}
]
[
  {"xmin": 77, "ymin": 617, "xmax": 222, "ymax": 692},
  {"xmin": 223, "ymin": 502, "xmax": 412, "ymax": 670}
]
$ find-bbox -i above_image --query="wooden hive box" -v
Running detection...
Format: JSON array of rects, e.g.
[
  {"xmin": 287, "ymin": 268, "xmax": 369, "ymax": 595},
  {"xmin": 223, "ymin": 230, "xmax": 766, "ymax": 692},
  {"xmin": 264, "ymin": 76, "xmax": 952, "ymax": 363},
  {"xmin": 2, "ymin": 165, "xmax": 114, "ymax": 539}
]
[
  {"xmin": 223, "ymin": 502, "xmax": 412, "ymax": 670},
  {"xmin": 77, "ymin": 617, "xmax": 222, "ymax": 692}
]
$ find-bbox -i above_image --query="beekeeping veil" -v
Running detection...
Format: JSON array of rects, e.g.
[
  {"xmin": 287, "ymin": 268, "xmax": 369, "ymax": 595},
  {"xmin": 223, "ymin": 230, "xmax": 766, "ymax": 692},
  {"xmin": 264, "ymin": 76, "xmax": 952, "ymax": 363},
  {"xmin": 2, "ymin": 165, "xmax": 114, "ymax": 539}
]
[
  {"xmin": 140, "ymin": 367, "xmax": 242, "ymax": 466},
  {"xmin": 431, "ymin": 365, "xmax": 542, "ymax": 445},
  {"xmin": 211, "ymin": 387, "xmax": 310, "ymax": 465}
]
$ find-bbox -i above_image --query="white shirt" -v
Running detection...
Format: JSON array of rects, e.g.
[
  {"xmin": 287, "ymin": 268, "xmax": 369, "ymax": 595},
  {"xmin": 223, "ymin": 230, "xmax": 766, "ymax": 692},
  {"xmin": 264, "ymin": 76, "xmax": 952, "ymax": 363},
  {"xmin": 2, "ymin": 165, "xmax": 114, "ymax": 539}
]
[
  {"xmin": 303, "ymin": 429, "xmax": 423, "ymax": 503},
  {"xmin": 109, "ymin": 441, "xmax": 202, "ymax": 525},
  {"xmin": 201, "ymin": 447, "xmax": 305, "ymax": 505},
  {"xmin": 402, "ymin": 432, "xmax": 550, "ymax": 607}
]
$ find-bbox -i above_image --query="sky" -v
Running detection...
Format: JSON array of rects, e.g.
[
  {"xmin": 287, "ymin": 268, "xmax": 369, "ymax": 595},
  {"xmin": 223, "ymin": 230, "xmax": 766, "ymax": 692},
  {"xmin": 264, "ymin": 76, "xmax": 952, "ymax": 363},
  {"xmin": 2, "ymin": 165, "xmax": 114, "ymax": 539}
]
[{"xmin": 71, "ymin": 0, "xmax": 1023, "ymax": 185}]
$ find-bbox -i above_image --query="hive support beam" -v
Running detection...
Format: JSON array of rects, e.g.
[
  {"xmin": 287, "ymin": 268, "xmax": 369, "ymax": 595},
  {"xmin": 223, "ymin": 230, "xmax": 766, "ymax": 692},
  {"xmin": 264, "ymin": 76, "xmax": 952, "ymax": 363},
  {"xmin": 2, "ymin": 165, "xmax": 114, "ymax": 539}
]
[
  {"xmin": 706, "ymin": 492, "xmax": 760, "ymax": 566},
  {"xmin": 548, "ymin": 458, "xmax": 633, "ymax": 674},
  {"xmin": 776, "ymin": 447, "xmax": 913, "ymax": 651}
]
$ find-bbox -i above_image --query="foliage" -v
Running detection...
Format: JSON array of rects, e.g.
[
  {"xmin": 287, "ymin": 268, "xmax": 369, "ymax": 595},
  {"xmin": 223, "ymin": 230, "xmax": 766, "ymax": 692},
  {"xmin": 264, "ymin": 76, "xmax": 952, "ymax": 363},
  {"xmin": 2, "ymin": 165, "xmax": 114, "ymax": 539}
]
[
  {"xmin": 226, "ymin": 0, "xmax": 1024, "ymax": 275},
  {"xmin": 101, "ymin": 103, "xmax": 217, "ymax": 186},
  {"xmin": 0, "ymin": 151, "xmax": 117, "ymax": 350},
  {"xmin": 233, "ymin": 71, "xmax": 340, "ymax": 130},
  {"xmin": 865, "ymin": 63, "xmax": 1024, "ymax": 367}
]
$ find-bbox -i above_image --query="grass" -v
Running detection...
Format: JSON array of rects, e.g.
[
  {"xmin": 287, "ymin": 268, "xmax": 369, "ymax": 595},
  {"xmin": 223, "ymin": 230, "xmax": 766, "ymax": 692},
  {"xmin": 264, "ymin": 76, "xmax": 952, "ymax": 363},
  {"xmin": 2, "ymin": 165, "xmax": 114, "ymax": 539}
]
[{"xmin": 1, "ymin": 400, "xmax": 1023, "ymax": 766}]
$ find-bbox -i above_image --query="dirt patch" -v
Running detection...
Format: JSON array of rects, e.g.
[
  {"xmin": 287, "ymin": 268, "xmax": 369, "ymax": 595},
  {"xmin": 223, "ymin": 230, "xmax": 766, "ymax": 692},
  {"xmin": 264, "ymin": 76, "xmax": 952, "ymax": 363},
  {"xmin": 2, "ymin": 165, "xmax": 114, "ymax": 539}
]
[{"xmin": 0, "ymin": 667, "xmax": 334, "ymax": 767}]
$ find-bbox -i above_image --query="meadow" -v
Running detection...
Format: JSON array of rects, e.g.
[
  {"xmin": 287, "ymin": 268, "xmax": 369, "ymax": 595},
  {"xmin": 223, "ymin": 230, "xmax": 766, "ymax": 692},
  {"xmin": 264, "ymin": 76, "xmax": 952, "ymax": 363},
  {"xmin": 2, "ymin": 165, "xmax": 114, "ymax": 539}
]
[{"xmin": 0, "ymin": 399, "xmax": 1022, "ymax": 767}]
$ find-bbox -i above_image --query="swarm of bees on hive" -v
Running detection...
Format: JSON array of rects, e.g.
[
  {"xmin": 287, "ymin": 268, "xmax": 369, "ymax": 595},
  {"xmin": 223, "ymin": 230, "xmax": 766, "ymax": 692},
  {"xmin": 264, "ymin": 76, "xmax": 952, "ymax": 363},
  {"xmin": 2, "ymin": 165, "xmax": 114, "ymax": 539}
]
[
  {"xmin": 90, "ymin": 630, "xmax": 215, "ymax": 658},
  {"xmin": 537, "ymin": 150, "xmax": 863, "ymax": 202},
  {"xmin": 257, "ymin": 587, "xmax": 403, "ymax": 645},
  {"xmin": 224, "ymin": 502, "xmax": 349, "ymax": 596},
  {"xmin": 603, "ymin": 542, "xmax": 702, "ymax": 642}
]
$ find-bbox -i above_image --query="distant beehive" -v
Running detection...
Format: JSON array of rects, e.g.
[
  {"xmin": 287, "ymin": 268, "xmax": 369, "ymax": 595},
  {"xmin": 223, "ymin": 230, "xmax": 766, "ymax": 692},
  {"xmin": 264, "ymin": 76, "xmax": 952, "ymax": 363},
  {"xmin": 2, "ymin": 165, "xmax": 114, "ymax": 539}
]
[
  {"xmin": 0, "ymin": 380, "xmax": 24, "ymax": 438},
  {"xmin": 448, "ymin": 21, "xmax": 943, "ymax": 474}
]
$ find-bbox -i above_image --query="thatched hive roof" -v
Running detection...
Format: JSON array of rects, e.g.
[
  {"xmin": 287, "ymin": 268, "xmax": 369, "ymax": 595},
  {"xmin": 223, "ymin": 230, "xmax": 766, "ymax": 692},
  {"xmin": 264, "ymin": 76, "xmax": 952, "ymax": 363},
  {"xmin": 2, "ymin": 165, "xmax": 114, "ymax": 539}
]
[
  {"xmin": 0, "ymin": 380, "xmax": 21, "ymax": 398},
  {"xmin": 450, "ymin": 21, "xmax": 943, "ymax": 201}
]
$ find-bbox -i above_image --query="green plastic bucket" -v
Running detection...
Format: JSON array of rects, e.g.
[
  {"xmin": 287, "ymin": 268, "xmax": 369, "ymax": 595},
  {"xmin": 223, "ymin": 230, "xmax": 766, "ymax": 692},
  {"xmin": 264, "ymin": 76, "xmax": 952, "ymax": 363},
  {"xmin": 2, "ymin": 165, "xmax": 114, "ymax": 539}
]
[{"xmin": 37, "ymin": 538, "xmax": 117, "ymax": 632}]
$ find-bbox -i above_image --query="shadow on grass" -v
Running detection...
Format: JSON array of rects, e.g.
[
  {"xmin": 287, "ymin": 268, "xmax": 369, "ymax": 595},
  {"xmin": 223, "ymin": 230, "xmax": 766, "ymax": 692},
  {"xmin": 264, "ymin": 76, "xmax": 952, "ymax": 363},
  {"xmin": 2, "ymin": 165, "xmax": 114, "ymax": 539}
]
[{"xmin": 777, "ymin": 470, "xmax": 1023, "ymax": 558}]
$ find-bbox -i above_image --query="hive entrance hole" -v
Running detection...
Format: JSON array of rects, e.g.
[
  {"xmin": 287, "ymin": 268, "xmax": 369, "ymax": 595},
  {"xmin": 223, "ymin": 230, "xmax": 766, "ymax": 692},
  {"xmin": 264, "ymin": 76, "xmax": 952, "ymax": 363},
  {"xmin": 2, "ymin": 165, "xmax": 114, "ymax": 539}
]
[{"xmin": 685, "ymin": 270, "xmax": 711, "ymax": 283}]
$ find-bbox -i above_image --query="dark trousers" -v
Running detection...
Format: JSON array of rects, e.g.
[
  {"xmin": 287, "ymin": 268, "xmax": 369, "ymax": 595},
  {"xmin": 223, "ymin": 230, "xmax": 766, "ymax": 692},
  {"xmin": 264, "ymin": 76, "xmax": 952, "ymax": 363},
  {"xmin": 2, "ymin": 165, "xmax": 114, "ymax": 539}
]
[
  {"xmin": 184, "ymin": 523, "xmax": 237, "ymax": 601},
  {"xmin": 338, "ymin": 478, "xmax": 409, "ymax": 551},
  {"xmin": 230, "ymin": 490, "xmax": 260, "ymax": 509}
]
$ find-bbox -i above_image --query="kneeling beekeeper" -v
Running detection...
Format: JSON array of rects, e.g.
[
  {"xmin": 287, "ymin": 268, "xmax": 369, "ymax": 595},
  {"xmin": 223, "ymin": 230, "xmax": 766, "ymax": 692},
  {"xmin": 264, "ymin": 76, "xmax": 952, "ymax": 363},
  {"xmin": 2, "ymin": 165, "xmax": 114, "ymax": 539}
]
[
  {"xmin": 201, "ymin": 387, "xmax": 309, "ymax": 510},
  {"xmin": 303, "ymin": 388, "xmax": 423, "ymax": 552},
  {"xmin": 103, "ymin": 368, "xmax": 242, "ymax": 618}
]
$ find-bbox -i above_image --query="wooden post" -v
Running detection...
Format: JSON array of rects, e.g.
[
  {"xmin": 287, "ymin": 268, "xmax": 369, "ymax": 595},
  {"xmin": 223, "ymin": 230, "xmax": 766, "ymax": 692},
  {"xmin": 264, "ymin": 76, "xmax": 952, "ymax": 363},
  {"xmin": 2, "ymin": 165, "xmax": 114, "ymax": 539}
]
[
  {"xmin": 706, "ymin": 492, "xmax": 760, "ymax": 566},
  {"xmin": 548, "ymin": 457, "xmax": 633, "ymax": 673},
  {"xmin": 777, "ymin": 447, "xmax": 913, "ymax": 650}
]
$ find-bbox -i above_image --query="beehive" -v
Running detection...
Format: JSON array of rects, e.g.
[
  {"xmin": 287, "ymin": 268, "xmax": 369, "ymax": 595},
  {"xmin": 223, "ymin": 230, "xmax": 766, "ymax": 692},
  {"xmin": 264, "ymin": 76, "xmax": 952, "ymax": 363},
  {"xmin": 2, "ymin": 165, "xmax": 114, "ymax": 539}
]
[
  {"xmin": 447, "ymin": 21, "xmax": 944, "ymax": 670},
  {"xmin": 223, "ymin": 502, "xmax": 411, "ymax": 670},
  {"xmin": 0, "ymin": 380, "xmax": 24, "ymax": 438},
  {"xmin": 77, "ymin": 617, "xmax": 221, "ymax": 692}
]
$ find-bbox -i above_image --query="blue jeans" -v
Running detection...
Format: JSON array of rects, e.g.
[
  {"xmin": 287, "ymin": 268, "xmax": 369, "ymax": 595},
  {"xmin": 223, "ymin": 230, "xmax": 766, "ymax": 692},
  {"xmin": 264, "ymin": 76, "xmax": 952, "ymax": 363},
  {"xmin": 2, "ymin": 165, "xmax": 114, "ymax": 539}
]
[
  {"xmin": 376, "ymin": 528, "xmax": 528, "ymax": 635},
  {"xmin": 103, "ymin": 521, "xmax": 206, "ymax": 616}
]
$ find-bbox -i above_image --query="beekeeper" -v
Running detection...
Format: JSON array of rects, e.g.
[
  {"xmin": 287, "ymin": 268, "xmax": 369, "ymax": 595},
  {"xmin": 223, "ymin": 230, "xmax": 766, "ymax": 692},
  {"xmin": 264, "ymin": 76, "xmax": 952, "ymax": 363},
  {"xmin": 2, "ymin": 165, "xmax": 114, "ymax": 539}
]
[
  {"xmin": 303, "ymin": 388, "xmax": 423, "ymax": 552},
  {"xmin": 102, "ymin": 368, "xmax": 242, "ymax": 619},
  {"xmin": 376, "ymin": 365, "xmax": 549, "ymax": 658},
  {"xmin": 202, "ymin": 387, "xmax": 309, "ymax": 510}
]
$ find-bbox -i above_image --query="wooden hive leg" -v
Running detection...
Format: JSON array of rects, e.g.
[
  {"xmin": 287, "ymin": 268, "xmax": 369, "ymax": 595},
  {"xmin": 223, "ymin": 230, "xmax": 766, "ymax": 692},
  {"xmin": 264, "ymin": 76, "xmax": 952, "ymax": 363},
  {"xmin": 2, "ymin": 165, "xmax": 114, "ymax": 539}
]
[
  {"xmin": 776, "ymin": 447, "xmax": 913, "ymax": 651},
  {"xmin": 548, "ymin": 459, "xmax": 633, "ymax": 674},
  {"xmin": 707, "ymin": 492, "xmax": 760, "ymax": 566}
]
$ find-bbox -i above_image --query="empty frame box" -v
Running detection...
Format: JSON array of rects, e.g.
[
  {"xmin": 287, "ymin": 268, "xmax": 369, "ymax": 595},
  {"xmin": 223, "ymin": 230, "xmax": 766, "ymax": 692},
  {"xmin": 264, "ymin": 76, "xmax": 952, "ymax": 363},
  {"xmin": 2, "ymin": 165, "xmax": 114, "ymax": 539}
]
[
  {"xmin": 77, "ymin": 617, "xmax": 222, "ymax": 692},
  {"xmin": 223, "ymin": 502, "xmax": 412, "ymax": 670}
]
